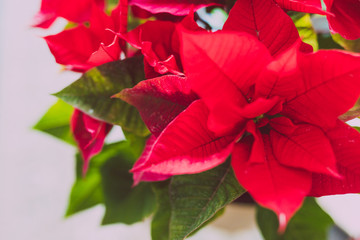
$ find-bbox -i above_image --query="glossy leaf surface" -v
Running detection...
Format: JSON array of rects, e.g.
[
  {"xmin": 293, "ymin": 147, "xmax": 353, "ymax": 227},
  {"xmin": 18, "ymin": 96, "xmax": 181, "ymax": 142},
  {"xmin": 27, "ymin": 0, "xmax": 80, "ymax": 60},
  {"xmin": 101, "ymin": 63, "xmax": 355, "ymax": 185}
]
[
  {"xmin": 54, "ymin": 56, "xmax": 149, "ymax": 136},
  {"xmin": 168, "ymin": 159, "xmax": 245, "ymax": 240}
]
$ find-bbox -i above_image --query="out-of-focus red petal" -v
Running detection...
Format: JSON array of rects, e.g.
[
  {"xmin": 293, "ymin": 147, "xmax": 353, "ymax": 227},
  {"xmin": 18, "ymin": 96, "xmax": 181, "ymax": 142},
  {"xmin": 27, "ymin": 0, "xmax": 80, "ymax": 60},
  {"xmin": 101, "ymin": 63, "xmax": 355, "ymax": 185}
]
[
  {"xmin": 310, "ymin": 121, "xmax": 360, "ymax": 196},
  {"xmin": 88, "ymin": 3, "xmax": 116, "ymax": 43},
  {"xmin": 130, "ymin": 100, "xmax": 236, "ymax": 176},
  {"xmin": 129, "ymin": 0, "xmax": 222, "ymax": 16},
  {"xmin": 116, "ymin": 75, "xmax": 197, "ymax": 136},
  {"xmin": 44, "ymin": 4, "xmax": 122, "ymax": 71},
  {"xmin": 71, "ymin": 109, "xmax": 112, "ymax": 174},
  {"xmin": 88, "ymin": 35, "xmax": 121, "ymax": 66},
  {"xmin": 44, "ymin": 26, "xmax": 97, "ymax": 71},
  {"xmin": 326, "ymin": 0, "xmax": 360, "ymax": 40},
  {"xmin": 32, "ymin": 0, "xmax": 105, "ymax": 28},
  {"xmin": 275, "ymin": 0, "xmax": 327, "ymax": 15},
  {"xmin": 232, "ymin": 134, "xmax": 312, "ymax": 231}
]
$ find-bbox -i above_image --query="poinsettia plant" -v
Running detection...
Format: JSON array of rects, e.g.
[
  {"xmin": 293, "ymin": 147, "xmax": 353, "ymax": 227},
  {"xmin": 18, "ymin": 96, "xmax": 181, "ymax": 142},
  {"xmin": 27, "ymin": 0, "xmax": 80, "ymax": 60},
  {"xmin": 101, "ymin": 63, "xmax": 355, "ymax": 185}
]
[{"xmin": 33, "ymin": 0, "xmax": 360, "ymax": 239}]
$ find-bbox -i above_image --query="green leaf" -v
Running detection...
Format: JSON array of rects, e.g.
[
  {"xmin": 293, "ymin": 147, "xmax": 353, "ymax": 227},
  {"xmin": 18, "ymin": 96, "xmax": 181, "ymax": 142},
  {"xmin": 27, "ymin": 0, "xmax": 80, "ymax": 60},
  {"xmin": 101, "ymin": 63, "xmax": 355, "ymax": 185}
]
[
  {"xmin": 33, "ymin": 99, "xmax": 75, "ymax": 145},
  {"xmin": 100, "ymin": 144, "xmax": 156, "ymax": 225},
  {"xmin": 65, "ymin": 163, "xmax": 103, "ymax": 216},
  {"xmin": 354, "ymin": 126, "xmax": 360, "ymax": 132},
  {"xmin": 168, "ymin": 159, "xmax": 246, "ymax": 240},
  {"xmin": 187, "ymin": 208, "xmax": 225, "ymax": 238},
  {"xmin": 317, "ymin": 34, "xmax": 342, "ymax": 50},
  {"xmin": 293, "ymin": 14, "xmax": 318, "ymax": 51},
  {"xmin": 123, "ymin": 129, "xmax": 148, "ymax": 158},
  {"xmin": 332, "ymin": 34, "xmax": 360, "ymax": 53},
  {"xmin": 66, "ymin": 141, "xmax": 130, "ymax": 216},
  {"xmin": 54, "ymin": 56, "xmax": 149, "ymax": 136},
  {"xmin": 106, "ymin": 0, "xmax": 119, "ymax": 8},
  {"xmin": 151, "ymin": 176, "xmax": 228, "ymax": 240},
  {"xmin": 151, "ymin": 181, "xmax": 172, "ymax": 240},
  {"xmin": 257, "ymin": 197, "xmax": 334, "ymax": 240}
]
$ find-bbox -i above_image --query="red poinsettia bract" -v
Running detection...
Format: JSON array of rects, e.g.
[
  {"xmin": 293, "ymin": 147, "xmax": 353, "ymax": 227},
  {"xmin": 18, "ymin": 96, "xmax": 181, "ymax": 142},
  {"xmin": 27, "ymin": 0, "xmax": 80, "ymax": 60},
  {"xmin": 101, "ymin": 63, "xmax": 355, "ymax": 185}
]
[
  {"xmin": 44, "ymin": 3, "xmax": 122, "ymax": 72},
  {"xmin": 121, "ymin": 12, "xmax": 202, "ymax": 78},
  {"xmin": 223, "ymin": 0, "xmax": 313, "ymax": 57},
  {"xmin": 71, "ymin": 109, "xmax": 112, "ymax": 174},
  {"xmin": 121, "ymin": 30, "xmax": 360, "ymax": 229},
  {"xmin": 32, "ymin": 0, "xmax": 104, "ymax": 28},
  {"xmin": 326, "ymin": 0, "xmax": 360, "ymax": 40},
  {"xmin": 275, "ymin": 0, "xmax": 360, "ymax": 40}
]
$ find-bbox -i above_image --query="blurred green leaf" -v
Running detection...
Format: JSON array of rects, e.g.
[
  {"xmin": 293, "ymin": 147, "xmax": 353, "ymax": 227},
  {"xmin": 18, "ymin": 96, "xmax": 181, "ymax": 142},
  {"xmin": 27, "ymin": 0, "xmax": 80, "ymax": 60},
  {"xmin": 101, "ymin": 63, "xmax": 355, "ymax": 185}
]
[
  {"xmin": 123, "ymin": 129, "xmax": 148, "ymax": 158},
  {"xmin": 106, "ymin": 0, "xmax": 119, "ymax": 8},
  {"xmin": 151, "ymin": 181, "xmax": 172, "ymax": 240},
  {"xmin": 100, "ymin": 143, "xmax": 156, "ymax": 225},
  {"xmin": 332, "ymin": 34, "xmax": 360, "ymax": 53},
  {"xmin": 293, "ymin": 14, "xmax": 318, "ymax": 51},
  {"xmin": 257, "ymin": 197, "xmax": 334, "ymax": 240},
  {"xmin": 66, "ymin": 164, "xmax": 103, "ymax": 217},
  {"xmin": 66, "ymin": 141, "xmax": 130, "ymax": 216},
  {"xmin": 168, "ymin": 159, "xmax": 246, "ymax": 240},
  {"xmin": 54, "ymin": 56, "xmax": 149, "ymax": 137},
  {"xmin": 317, "ymin": 34, "xmax": 342, "ymax": 50},
  {"xmin": 33, "ymin": 99, "xmax": 75, "ymax": 145}
]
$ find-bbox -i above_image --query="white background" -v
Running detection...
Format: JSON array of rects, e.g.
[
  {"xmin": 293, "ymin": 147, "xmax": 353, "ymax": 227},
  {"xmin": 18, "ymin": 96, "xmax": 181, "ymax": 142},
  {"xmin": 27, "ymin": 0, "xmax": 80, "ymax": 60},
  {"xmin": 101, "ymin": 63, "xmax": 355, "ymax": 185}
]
[{"xmin": 0, "ymin": 0, "xmax": 359, "ymax": 239}]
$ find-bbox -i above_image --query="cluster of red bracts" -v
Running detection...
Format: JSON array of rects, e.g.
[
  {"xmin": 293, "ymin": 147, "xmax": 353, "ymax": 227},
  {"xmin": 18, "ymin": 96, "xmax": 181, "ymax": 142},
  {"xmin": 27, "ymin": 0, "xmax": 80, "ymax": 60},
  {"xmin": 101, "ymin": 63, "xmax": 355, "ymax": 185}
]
[{"xmin": 34, "ymin": 0, "xmax": 360, "ymax": 230}]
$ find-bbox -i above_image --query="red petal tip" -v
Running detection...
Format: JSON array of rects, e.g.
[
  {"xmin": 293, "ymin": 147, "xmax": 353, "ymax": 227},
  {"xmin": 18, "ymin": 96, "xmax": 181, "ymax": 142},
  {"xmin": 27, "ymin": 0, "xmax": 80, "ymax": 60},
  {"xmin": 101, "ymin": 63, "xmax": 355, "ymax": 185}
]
[
  {"xmin": 277, "ymin": 212, "xmax": 288, "ymax": 234},
  {"xmin": 132, "ymin": 172, "xmax": 143, "ymax": 187}
]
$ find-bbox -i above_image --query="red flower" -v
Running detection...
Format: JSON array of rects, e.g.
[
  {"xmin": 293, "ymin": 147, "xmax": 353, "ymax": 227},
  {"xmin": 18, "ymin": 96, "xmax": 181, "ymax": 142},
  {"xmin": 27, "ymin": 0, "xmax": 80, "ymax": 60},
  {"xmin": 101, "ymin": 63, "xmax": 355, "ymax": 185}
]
[
  {"xmin": 121, "ymin": 29, "xmax": 360, "ymax": 229},
  {"xmin": 44, "ymin": 3, "xmax": 122, "ymax": 72},
  {"xmin": 32, "ymin": 0, "xmax": 104, "ymax": 28}
]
